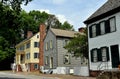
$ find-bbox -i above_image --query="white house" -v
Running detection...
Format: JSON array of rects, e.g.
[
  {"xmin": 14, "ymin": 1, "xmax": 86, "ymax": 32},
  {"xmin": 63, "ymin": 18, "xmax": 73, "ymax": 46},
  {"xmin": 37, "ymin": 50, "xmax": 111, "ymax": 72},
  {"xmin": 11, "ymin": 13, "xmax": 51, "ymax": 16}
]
[{"xmin": 84, "ymin": 0, "xmax": 120, "ymax": 76}]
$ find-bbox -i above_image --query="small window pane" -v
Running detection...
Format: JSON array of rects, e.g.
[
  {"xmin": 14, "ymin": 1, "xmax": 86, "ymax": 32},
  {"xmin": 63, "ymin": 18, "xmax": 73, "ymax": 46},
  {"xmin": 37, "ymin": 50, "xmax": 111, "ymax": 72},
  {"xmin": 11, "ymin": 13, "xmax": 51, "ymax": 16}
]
[
  {"xmin": 110, "ymin": 17, "xmax": 116, "ymax": 32},
  {"xmin": 34, "ymin": 42, "xmax": 39, "ymax": 47},
  {"xmin": 50, "ymin": 40, "xmax": 53, "ymax": 49},
  {"xmin": 100, "ymin": 22, "xmax": 105, "ymax": 34},
  {"xmin": 45, "ymin": 42, "xmax": 48, "ymax": 50},
  {"xmin": 45, "ymin": 56, "xmax": 49, "ymax": 65},
  {"xmin": 102, "ymin": 48, "xmax": 107, "ymax": 61},
  {"xmin": 34, "ymin": 53, "xmax": 39, "ymax": 59},
  {"xmin": 92, "ymin": 25, "xmax": 96, "ymax": 37},
  {"xmin": 93, "ymin": 50, "xmax": 97, "ymax": 62},
  {"xmin": 34, "ymin": 64, "xmax": 38, "ymax": 69}
]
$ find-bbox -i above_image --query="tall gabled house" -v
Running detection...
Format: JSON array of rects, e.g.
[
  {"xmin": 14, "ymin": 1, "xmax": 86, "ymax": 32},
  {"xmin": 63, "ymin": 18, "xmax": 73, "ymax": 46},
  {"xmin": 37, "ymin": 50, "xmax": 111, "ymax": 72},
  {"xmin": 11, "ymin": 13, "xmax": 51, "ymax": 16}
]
[
  {"xmin": 15, "ymin": 31, "xmax": 40, "ymax": 72},
  {"xmin": 43, "ymin": 28, "xmax": 82, "ymax": 74},
  {"xmin": 84, "ymin": 0, "xmax": 120, "ymax": 76}
]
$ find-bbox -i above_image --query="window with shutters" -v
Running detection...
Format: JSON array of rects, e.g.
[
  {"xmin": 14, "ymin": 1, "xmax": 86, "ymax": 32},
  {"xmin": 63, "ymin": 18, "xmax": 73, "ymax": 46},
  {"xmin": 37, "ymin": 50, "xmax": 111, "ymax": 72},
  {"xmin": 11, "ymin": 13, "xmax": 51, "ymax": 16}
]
[
  {"xmin": 101, "ymin": 48, "xmax": 107, "ymax": 61},
  {"xmin": 93, "ymin": 49, "xmax": 98, "ymax": 62},
  {"xmin": 100, "ymin": 21, "xmax": 105, "ymax": 34},
  {"xmin": 109, "ymin": 17, "xmax": 116, "ymax": 32},
  {"xmin": 89, "ymin": 16, "xmax": 116, "ymax": 38},
  {"xmin": 92, "ymin": 25, "xmax": 96, "ymax": 37}
]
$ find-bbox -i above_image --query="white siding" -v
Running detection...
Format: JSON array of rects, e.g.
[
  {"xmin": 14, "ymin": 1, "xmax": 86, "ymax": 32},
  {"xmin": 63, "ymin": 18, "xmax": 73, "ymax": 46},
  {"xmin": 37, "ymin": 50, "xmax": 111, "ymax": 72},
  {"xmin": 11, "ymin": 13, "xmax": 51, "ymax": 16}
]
[{"xmin": 88, "ymin": 12, "xmax": 120, "ymax": 70}]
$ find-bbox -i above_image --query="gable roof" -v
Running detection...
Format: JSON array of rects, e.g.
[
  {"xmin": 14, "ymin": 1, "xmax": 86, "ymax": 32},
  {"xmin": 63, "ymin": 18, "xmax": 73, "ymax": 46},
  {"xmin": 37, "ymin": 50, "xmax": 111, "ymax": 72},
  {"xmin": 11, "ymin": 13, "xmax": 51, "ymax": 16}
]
[
  {"xmin": 15, "ymin": 32, "xmax": 39, "ymax": 47},
  {"xmin": 50, "ymin": 28, "xmax": 80, "ymax": 38},
  {"xmin": 84, "ymin": 0, "xmax": 120, "ymax": 24}
]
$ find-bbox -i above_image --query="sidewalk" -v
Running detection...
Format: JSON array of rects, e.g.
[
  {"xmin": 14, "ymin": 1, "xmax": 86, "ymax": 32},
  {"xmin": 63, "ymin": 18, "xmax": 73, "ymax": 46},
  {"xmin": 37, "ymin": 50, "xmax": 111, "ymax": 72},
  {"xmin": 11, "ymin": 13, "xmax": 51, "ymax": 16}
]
[{"xmin": 15, "ymin": 71, "xmax": 96, "ymax": 79}]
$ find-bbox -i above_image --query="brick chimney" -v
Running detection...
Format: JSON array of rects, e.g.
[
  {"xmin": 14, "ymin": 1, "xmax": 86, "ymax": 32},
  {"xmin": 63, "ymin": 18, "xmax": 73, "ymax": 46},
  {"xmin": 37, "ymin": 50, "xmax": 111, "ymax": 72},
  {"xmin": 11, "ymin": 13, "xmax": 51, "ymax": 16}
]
[
  {"xmin": 39, "ymin": 23, "xmax": 46, "ymax": 70},
  {"xmin": 27, "ymin": 31, "xmax": 33, "ymax": 38},
  {"xmin": 78, "ymin": 27, "xmax": 85, "ymax": 33}
]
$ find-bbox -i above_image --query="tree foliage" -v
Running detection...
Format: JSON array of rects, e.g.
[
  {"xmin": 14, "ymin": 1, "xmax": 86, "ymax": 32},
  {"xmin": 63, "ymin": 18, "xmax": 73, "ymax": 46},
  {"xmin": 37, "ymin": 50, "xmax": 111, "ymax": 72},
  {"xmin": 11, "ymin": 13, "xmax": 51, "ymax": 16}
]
[
  {"xmin": 1, "ymin": 0, "xmax": 32, "ymax": 13},
  {"xmin": 64, "ymin": 28, "xmax": 88, "ymax": 58},
  {"xmin": 0, "ymin": 0, "xmax": 32, "ymax": 66},
  {"xmin": 0, "ymin": 0, "xmax": 74, "ymax": 69}
]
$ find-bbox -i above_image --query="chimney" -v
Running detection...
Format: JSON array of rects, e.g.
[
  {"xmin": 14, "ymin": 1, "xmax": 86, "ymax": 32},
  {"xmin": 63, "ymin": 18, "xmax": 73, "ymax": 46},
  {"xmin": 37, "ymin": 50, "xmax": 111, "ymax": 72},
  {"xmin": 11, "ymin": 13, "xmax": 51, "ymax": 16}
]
[
  {"xmin": 78, "ymin": 27, "xmax": 85, "ymax": 33},
  {"xmin": 27, "ymin": 31, "xmax": 33, "ymax": 38},
  {"xmin": 39, "ymin": 23, "xmax": 46, "ymax": 69}
]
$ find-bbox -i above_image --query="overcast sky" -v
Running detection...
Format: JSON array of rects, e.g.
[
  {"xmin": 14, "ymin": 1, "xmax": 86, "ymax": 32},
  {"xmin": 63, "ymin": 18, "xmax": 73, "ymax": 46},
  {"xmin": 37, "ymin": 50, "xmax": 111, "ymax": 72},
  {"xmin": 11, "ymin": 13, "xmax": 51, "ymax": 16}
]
[{"xmin": 22, "ymin": 0, "xmax": 107, "ymax": 31}]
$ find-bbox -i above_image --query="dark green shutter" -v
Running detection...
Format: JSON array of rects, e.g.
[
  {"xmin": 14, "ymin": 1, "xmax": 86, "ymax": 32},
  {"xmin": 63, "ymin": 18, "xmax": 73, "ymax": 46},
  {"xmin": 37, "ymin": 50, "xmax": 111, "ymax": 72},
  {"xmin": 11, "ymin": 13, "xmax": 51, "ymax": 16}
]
[
  {"xmin": 96, "ymin": 24, "xmax": 100, "ymax": 36},
  {"xmin": 106, "ymin": 47, "xmax": 110, "ymax": 61},
  {"xmin": 105, "ymin": 20, "xmax": 110, "ymax": 33},
  {"xmin": 98, "ymin": 49, "xmax": 102, "ymax": 61},
  {"xmin": 91, "ymin": 50, "xmax": 94, "ymax": 62},
  {"xmin": 89, "ymin": 26, "xmax": 92, "ymax": 38}
]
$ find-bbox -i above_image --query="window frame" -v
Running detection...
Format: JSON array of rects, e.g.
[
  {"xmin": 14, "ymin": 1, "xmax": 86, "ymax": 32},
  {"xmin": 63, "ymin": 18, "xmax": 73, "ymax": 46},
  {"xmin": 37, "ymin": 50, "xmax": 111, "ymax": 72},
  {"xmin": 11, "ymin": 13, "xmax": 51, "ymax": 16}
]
[
  {"xmin": 34, "ymin": 64, "xmax": 39, "ymax": 70},
  {"xmin": 109, "ymin": 16, "xmax": 116, "ymax": 32},
  {"xmin": 34, "ymin": 42, "xmax": 39, "ymax": 47},
  {"xmin": 63, "ymin": 54, "xmax": 71, "ymax": 64},
  {"xmin": 34, "ymin": 52, "xmax": 39, "ymax": 59},
  {"xmin": 100, "ymin": 21, "xmax": 106, "ymax": 35},
  {"xmin": 91, "ymin": 24, "xmax": 97, "ymax": 37}
]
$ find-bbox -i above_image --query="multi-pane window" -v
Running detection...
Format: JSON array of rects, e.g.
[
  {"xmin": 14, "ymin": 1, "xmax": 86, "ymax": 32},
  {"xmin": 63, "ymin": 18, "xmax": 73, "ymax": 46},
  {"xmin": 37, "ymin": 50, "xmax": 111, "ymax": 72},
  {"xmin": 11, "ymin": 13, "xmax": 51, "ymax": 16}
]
[
  {"xmin": 45, "ymin": 42, "xmax": 48, "ymax": 50},
  {"xmin": 93, "ymin": 49, "xmax": 98, "ymax": 62},
  {"xmin": 89, "ymin": 17, "xmax": 116, "ymax": 38},
  {"xmin": 26, "ymin": 53, "xmax": 30, "ymax": 59},
  {"xmin": 92, "ymin": 25, "xmax": 96, "ymax": 37},
  {"xmin": 50, "ymin": 40, "xmax": 53, "ymax": 49},
  {"xmin": 34, "ymin": 42, "xmax": 39, "ymax": 47},
  {"xmin": 26, "ymin": 43, "xmax": 30, "ymax": 48},
  {"xmin": 37, "ymin": 35, "xmax": 39, "ymax": 38},
  {"xmin": 45, "ymin": 56, "xmax": 49, "ymax": 65},
  {"xmin": 34, "ymin": 64, "xmax": 39, "ymax": 69},
  {"xmin": 101, "ymin": 48, "xmax": 107, "ymax": 61},
  {"xmin": 34, "ymin": 52, "xmax": 39, "ymax": 59},
  {"xmin": 91, "ymin": 47, "xmax": 109, "ymax": 62},
  {"xmin": 63, "ymin": 40, "xmax": 69, "ymax": 47},
  {"xmin": 18, "ymin": 45, "xmax": 24, "ymax": 51},
  {"xmin": 64, "ymin": 54, "xmax": 70, "ymax": 64},
  {"xmin": 100, "ymin": 21, "xmax": 105, "ymax": 34},
  {"xmin": 110, "ymin": 17, "xmax": 116, "ymax": 32}
]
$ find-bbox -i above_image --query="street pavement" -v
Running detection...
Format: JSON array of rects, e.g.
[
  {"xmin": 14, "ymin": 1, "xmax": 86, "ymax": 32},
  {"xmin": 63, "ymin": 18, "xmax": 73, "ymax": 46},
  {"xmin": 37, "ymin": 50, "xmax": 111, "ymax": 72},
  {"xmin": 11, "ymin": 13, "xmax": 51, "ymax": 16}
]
[{"xmin": 0, "ymin": 72, "xmax": 59, "ymax": 79}]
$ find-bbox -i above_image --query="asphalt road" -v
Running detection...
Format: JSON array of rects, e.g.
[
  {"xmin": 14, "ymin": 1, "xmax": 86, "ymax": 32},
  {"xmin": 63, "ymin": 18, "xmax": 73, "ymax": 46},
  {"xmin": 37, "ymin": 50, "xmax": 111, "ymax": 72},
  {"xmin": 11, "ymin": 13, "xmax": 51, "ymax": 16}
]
[{"xmin": 0, "ymin": 72, "xmax": 59, "ymax": 79}]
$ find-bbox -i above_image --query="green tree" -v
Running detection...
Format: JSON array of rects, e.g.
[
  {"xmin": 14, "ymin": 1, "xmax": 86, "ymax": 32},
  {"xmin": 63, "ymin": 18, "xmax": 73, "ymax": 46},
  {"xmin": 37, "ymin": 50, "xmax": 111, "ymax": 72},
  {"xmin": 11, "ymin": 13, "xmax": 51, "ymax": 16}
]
[
  {"xmin": 1, "ymin": 0, "xmax": 32, "ymax": 13},
  {"xmin": 0, "ymin": 0, "xmax": 32, "ymax": 69},
  {"xmin": 64, "ymin": 28, "xmax": 88, "ymax": 58},
  {"xmin": 61, "ymin": 21, "xmax": 74, "ymax": 30}
]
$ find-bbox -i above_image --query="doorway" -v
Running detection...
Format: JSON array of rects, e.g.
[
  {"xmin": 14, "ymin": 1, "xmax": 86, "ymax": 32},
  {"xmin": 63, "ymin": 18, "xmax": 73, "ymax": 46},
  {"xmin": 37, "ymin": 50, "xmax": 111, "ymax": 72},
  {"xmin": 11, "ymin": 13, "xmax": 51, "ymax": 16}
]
[{"xmin": 110, "ymin": 45, "xmax": 120, "ymax": 68}]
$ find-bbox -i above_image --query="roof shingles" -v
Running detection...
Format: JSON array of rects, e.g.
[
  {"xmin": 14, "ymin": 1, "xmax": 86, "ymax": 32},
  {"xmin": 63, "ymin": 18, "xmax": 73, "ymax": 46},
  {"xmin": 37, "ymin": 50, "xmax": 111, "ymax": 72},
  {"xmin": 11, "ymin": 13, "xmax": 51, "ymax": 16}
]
[
  {"xmin": 84, "ymin": 0, "xmax": 120, "ymax": 24},
  {"xmin": 50, "ymin": 28, "xmax": 80, "ymax": 38}
]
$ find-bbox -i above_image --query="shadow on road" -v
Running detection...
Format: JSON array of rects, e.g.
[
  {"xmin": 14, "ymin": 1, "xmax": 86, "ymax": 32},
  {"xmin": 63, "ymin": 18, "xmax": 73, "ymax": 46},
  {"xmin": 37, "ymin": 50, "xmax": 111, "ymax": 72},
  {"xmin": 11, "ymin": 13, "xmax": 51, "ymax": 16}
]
[{"xmin": 0, "ymin": 77, "xmax": 26, "ymax": 79}]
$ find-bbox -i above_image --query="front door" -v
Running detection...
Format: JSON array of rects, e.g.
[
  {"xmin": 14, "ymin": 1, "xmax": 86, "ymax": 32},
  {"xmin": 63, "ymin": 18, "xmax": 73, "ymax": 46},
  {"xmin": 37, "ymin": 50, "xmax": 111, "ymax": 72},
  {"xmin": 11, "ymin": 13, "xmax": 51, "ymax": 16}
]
[{"xmin": 110, "ymin": 45, "xmax": 120, "ymax": 68}]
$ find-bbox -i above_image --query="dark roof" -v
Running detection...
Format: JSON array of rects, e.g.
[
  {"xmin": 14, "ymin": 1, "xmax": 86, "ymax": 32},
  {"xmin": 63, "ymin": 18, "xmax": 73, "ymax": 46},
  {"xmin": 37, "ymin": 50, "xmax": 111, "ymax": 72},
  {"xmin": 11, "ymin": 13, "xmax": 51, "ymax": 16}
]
[{"xmin": 84, "ymin": 0, "xmax": 120, "ymax": 24}]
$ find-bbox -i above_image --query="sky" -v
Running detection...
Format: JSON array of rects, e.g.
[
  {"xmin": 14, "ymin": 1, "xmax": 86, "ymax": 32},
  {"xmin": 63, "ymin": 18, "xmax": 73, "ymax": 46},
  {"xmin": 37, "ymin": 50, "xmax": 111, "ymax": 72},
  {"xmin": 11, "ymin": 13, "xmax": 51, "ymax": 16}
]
[{"xmin": 22, "ymin": 0, "xmax": 107, "ymax": 31}]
